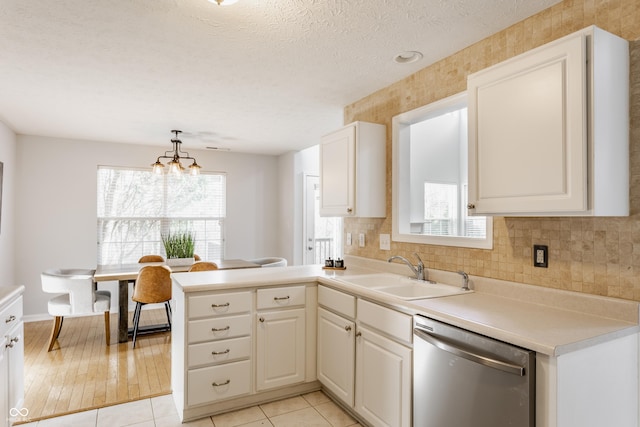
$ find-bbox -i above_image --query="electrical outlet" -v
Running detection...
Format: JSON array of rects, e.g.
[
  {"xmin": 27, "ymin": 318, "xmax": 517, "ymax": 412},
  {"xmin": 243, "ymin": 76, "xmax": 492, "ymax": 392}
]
[
  {"xmin": 380, "ymin": 234, "xmax": 391, "ymax": 250},
  {"xmin": 346, "ymin": 232, "xmax": 352, "ymax": 246},
  {"xmin": 533, "ymin": 244, "xmax": 548, "ymax": 268},
  {"xmin": 359, "ymin": 233, "xmax": 365, "ymax": 247}
]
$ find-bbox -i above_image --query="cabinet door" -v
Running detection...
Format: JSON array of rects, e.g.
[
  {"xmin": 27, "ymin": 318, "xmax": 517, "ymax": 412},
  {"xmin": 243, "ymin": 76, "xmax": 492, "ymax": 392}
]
[
  {"xmin": 0, "ymin": 337, "xmax": 8, "ymax": 427},
  {"xmin": 320, "ymin": 125, "xmax": 356, "ymax": 216},
  {"xmin": 468, "ymin": 33, "xmax": 587, "ymax": 214},
  {"xmin": 256, "ymin": 308, "xmax": 306, "ymax": 391},
  {"xmin": 317, "ymin": 307, "xmax": 355, "ymax": 406},
  {"xmin": 7, "ymin": 322, "xmax": 24, "ymax": 412},
  {"xmin": 355, "ymin": 326, "xmax": 411, "ymax": 427}
]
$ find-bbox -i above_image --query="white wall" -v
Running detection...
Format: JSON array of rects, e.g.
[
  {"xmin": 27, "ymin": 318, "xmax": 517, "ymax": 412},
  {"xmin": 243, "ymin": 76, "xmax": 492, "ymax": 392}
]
[
  {"xmin": 0, "ymin": 122, "xmax": 16, "ymax": 285},
  {"xmin": 15, "ymin": 135, "xmax": 281, "ymax": 317},
  {"xmin": 277, "ymin": 145, "xmax": 319, "ymax": 266}
]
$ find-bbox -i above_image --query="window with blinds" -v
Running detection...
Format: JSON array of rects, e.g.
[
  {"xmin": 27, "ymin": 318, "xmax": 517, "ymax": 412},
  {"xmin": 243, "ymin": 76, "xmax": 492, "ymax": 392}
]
[
  {"xmin": 423, "ymin": 182, "xmax": 486, "ymax": 238},
  {"xmin": 423, "ymin": 182, "xmax": 458, "ymax": 236},
  {"xmin": 97, "ymin": 167, "xmax": 226, "ymax": 264}
]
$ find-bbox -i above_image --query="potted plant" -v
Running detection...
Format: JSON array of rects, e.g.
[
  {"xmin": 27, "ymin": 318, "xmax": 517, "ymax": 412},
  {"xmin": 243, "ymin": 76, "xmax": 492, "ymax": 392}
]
[{"xmin": 162, "ymin": 232, "xmax": 195, "ymax": 266}]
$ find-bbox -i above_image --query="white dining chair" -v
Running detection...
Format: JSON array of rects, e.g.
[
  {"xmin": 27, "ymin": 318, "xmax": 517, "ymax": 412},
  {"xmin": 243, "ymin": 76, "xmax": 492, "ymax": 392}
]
[
  {"xmin": 249, "ymin": 257, "xmax": 288, "ymax": 267},
  {"xmin": 41, "ymin": 268, "xmax": 111, "ymax": 352}
]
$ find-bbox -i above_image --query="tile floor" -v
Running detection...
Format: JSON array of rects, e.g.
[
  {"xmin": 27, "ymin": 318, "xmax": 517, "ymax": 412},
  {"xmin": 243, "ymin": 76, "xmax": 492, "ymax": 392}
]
[{"xmin": 18, "ymin": 391, "xmax": 362, "ymax": 427}]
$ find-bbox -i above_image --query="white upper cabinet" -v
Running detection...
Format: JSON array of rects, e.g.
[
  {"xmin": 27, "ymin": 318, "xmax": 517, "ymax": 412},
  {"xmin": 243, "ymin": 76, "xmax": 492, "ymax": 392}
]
[
  {"xmin": 320, "ymin": 121, "xmax": 386, "ymax": 217},
  {"xmin": 467, "ymin": 26, "xmax": 629, "ymax": 216}
]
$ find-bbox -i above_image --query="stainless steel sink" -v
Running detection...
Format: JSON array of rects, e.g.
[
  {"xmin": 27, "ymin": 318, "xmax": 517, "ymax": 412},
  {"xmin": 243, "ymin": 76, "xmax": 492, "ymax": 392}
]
[{"xmin": 335, "ymin": 273, "xmax": 469, "ymax": 300}]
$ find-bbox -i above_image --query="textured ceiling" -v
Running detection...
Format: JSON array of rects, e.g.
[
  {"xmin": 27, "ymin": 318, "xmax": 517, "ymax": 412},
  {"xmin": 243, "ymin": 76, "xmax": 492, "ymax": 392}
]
[{"xmin": 0, "ymin": 0, "xmax": 560, "ymax": 155}]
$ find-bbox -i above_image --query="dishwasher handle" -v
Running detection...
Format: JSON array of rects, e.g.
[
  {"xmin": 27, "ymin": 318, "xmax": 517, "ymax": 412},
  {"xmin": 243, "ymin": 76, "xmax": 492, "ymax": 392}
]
[{"xmin": 414, "ymin": 328, "xmax": 525, "ymax": 377}]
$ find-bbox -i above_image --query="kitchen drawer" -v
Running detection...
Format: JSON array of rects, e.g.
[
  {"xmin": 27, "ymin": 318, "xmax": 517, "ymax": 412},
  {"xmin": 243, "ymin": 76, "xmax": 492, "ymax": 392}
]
[
  {"xmin": 318, "ymin": 285, "xmax": 355, "ymax": 319},
  {"xmin": 257, "ymin": 285, "xmax": 305, "ymax": 310},
  {"xmin": 188, "ymin": 314, "xmax": 251, "ymax": 344},
  {"xmin": 0, "ymin": 296, "xmax": 23, "ymax": 338},
  {"xmin": 187, "ymin": 359, "xmax": 251, "ymax": 406},
  {"xmin": 357, "ymin": 299, "xmax": 412, "ymax": 345},
  {"xmin": 188, "ymin": 336, "xmax": 251, "ymax": 368},
  {"xmin": 188, "ymin": 291, "xmax": 252, "ymax": 319}
]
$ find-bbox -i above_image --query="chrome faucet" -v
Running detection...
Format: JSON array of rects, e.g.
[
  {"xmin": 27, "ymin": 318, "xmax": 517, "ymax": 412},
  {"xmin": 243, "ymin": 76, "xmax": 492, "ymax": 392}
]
[
  {"xmin": 388, "ymin": 253, "xmax": 428, "ymax": 281},
  {"xmin": 457, "ymin": 270, "xmax": 470, "ymax": 291}
]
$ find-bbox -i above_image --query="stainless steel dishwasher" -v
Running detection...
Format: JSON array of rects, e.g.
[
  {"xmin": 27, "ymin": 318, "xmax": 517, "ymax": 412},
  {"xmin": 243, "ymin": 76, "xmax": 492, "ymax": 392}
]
[{"xmin": 413, "ymin": 315, "xmax": 535, "ymax": 427}]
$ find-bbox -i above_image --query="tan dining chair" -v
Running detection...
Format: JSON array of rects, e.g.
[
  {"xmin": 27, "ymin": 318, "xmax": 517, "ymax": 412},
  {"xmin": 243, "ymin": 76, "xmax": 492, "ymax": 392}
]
[
  {"xmin": 138, "ymin": 255, "xmax": 164, "ymax": 263},
  {"xmin": 188, "ymin": 261, "xmax": 218, "ymax": 272},
  {"xmin": 193, "ymin": 254, "xmax": 201, "ymax": 261},
  {"xmin": 131, "ymin": 265, "xmax": 172, "ymax": 348},
  {"xmin": 41, "ymin": 268, "xmax": 111, "ymax": 352}
]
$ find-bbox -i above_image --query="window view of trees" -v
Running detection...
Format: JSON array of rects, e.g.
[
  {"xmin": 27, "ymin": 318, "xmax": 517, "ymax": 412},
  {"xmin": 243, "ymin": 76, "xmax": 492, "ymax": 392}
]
[{"xmin": 97, "ymin": 167, "xmax": 226, "ymax": 264}]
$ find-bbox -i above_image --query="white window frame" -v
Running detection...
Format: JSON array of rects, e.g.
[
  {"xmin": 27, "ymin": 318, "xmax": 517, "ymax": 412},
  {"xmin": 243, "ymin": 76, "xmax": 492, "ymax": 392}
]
[{"xmin": 97, "ymin": 166, "xmax": 226, "ymax": 264}]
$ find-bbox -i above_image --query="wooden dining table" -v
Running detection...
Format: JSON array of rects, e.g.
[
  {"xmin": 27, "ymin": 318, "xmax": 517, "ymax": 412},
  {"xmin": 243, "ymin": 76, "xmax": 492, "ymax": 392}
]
[{"xmin": 94, "ymin": 259, "xmax": 261, "ymax": 343}]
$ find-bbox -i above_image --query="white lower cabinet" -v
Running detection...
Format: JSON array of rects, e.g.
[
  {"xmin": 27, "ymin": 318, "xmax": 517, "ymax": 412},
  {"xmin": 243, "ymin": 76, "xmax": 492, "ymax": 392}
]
[
  {"xmin": 173, "ymin": 283, "xmax": 317, "ymax": 422},
  {"xmin": 355, "ymin": 325, "xmax": 411, "ymax": 427},
  {"xmin": 0, "ymin": 336, "xmax": 8, "ymax": 427},
  {"xmin": 256, "ymin": 308, "xmax": 306, "ymax": 391},
  {"xmin": 0, "ymin": 290, "xmax": 24, "ymax": 427},
  {"xmin": 317, "ymin": 286, "xmax": 412, "ymax": 427},
  {"xmin": 184, "ymin": 291, "xmax": 252, "ymax": 408},
  {"xmin": 317, "ymin": 307, "xmax": 355, "ymax": 405}
]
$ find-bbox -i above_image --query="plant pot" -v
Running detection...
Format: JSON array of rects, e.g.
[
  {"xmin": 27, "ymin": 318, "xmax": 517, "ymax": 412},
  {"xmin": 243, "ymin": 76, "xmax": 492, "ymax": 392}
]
[{"xmin": 166, "ymin": 257, "xmax": 195, "ymax": 267}]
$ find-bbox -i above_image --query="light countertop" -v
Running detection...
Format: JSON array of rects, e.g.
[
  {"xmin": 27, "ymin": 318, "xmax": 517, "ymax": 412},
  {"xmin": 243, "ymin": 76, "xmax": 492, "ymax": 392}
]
[
  {"xmin": 0, "ymin": 285, "xmax": 24, "ymax": 309},
  {"xmin": 171, "ymin": 262, "xmax": 639, "ymax": 357}
]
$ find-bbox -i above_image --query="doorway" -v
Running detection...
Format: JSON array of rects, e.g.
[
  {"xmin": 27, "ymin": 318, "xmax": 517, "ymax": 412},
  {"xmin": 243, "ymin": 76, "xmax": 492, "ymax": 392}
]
[{"xmin": 303, "ymin": 174, "xmax": 343, "ymax": 265}]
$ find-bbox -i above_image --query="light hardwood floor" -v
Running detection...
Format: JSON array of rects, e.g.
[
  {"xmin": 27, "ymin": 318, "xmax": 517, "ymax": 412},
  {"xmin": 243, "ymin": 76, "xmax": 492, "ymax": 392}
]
[{"xmin": 20, "ymin": 308, "xmax": 171, "ymax": 424}]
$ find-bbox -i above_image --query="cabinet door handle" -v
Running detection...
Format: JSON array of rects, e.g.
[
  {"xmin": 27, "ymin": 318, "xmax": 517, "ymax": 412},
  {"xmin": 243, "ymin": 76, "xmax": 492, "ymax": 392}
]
[
  {"xmin": 273, "ymin": 296, "xmax": 290, "ymax": 301},
  {"xmin": 355, "ymin": 331, "xmax": 362, "ymax": 337},
  {"xmin": 347, "ymin": 207, "xmax": 353, "ymax": 213},
  {"xmin": 211, "ymin": 302, "xmax": 230, "ymax": 308},
  {"xmin": 212, "ymin": 349, "xmax": 230, "ymax": 355},
  {"xmin": 467, "ymin": 203, "xmax": 475, "ymax": 209},
  {"xmin": 5, "ymin": 315, "xmax": 16, "ymax": 323},
  {"xmin": 345, "ymin": 325, "xmax": 352, "ymax": 332},
  {"xmin": 211, "ymin": 326, "xmax": 230, "ymax": 332},
  {"xmin": 5, "ymin": 336, "xmax": 19, "ymax": 348},
  {"xmin": 259, "ymin": 317, "xmax": 265, "ymax": 323},
  {"xmin": 212, "ymin": 379, "xmax": 231, "ymax": 387}
]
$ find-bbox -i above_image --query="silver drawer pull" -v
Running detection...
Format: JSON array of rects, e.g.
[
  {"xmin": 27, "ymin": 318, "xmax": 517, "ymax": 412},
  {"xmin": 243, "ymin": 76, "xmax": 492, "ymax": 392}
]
[
  {"xmin": 212, "ymin": 379, "xmax": 231, "ymax": 387},
  {"xmin": 212, "ymin": 349, "xmax": 230, "ymax": 355},
  {"xmin": 211, "ymin": 302, "xmax": 230, "ymax": 308},
  {"xmin": 5, "ymin": 315, "xmax": 16, "ymax": 323},
  {"xmin": 211, "ymin": 326, "xmax": 230, "ymax": 332},
  {"xmin": 273, "ymin": 296, "xmax": 290, "ymax": 301}
]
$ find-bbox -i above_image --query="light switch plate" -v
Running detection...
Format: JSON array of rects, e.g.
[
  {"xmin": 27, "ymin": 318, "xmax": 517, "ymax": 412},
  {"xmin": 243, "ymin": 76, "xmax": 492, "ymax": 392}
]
[
  {"xmin": 358, "ymin": 233, "xmax": 365, "ymax": 247},
  {"xmin": 380, "ymin": 234, "xmax": 391, "ymax": 250},
  {"xmin": 346, "ymin": 232, "xmax": 352, "ymax": 246}
]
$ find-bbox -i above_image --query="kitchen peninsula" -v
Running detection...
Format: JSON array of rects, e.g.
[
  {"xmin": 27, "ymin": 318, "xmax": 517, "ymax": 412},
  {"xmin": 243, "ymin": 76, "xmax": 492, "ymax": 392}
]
[{"xmin": 170, "ymin": 257, "xmax": 639, "ymax": 427}]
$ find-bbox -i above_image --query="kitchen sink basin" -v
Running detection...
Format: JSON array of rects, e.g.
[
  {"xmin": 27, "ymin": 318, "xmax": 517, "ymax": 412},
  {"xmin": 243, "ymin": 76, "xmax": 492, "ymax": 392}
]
[{"xmin": 335, "ymin": 273, "xmax": 469, "ymax": 300}]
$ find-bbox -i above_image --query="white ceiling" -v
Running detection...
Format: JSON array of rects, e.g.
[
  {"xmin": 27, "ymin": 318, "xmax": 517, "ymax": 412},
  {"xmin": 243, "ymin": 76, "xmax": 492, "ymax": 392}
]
[{"xmin": 0, "ymin": 0, "xmax": 560, "ymax": 155}]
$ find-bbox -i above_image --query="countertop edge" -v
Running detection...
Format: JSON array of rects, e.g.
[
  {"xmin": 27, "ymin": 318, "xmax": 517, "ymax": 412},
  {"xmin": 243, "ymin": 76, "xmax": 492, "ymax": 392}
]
[{"xmin": 0, "ymin": 285, "xmax": 26, "ymax": 309}]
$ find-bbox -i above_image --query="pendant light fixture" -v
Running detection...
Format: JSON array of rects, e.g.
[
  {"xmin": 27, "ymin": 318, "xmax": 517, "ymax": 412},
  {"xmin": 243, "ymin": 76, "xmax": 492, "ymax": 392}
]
[
  {"xmin": 151, "ymin": 130, "xmax": 202, "ymax": 176},
  {"xmin": 210, "ymin": 0, "xmax": 239, "ymax": 5}
]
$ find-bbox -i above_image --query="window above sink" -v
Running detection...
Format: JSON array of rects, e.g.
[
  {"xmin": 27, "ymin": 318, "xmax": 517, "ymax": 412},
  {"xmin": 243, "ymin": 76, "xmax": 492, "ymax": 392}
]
[{"xmin": 392, "ymin": 92, "xmax": 493, "ymax": 249}]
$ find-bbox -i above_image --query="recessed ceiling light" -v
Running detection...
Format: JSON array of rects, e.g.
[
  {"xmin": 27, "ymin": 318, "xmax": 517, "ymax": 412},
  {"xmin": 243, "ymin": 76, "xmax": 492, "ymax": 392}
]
[
  {"xmin": 393, "ymin": 51, "xmax": 423, "ymax": 64},
  {"xmin": 208, "ymin": 0, "xmax": 239, "ymax": 5}
]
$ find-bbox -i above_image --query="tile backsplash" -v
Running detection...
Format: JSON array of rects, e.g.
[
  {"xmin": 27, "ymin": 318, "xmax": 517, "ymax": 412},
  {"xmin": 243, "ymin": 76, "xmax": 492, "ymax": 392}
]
[{"xmin": 343, "ymin": 0, "xmax": 640, "ymax": 302}]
